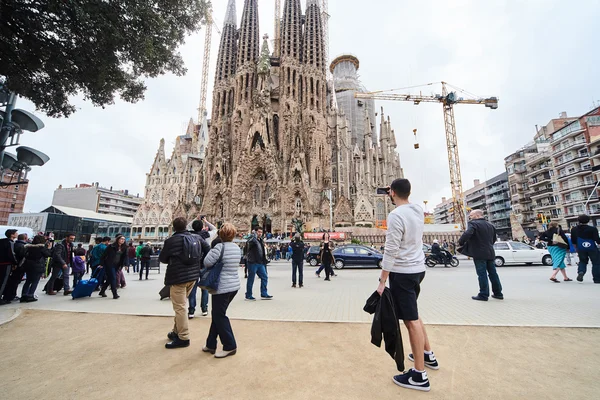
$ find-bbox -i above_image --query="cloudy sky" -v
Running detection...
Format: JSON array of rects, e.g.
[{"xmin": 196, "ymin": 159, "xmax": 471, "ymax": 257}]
[{"xmin": 17, "ymin": 0, "xmax": 600, "ymax": 214}]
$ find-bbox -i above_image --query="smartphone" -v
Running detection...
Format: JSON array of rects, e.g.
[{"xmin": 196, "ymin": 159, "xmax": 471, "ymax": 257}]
[{"xmin": 376, "ymin": 187, "xmax": 390, "ymax": 195}]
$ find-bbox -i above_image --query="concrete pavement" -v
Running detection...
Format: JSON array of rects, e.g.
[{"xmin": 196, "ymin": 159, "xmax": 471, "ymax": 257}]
[{"xmin": 1, "ymin": 259, "xmax": 598, "ymax": 327}]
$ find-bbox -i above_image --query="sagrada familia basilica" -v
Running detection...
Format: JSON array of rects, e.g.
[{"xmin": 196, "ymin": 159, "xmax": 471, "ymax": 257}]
[{"xmin": 132, "ymin": 0, "xmax": 403, "ymax": 240}]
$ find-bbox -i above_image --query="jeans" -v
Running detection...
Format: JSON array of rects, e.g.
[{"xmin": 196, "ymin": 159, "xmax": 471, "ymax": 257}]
[
  {"xmin": 72, "ymin": 272, "xmax": 84, "ymax": 288},
  {"xmin": 292, "ymin": 259, "xmax": 303, "ymax": 285},
  {"xmin": 139, "ymin": 259, "xmax": 150, "ymax": 279},
  {"xmin": 189, "ymin": 282, "xmax": 209, "ymax": 314},
  {"xmin": 246, "ymin": 263, "xmax": 268, "ymax": 298},
  {"xmin": 21, "ymin": 271, "xmax": 42, "ymax": 298},
  {"xmin": 129, "ymin": 258, "xmax": 137, "ymax": 273},
  {"xmin": 48, "ymin": 265, "xmax": 70, "ymax": 292},
  {"xmin": 100, "ymin": 265, "xmax": 118, "ymax": 297},
  {"xmin": 2, "ymin": 267, "xmax": 25, "ymax": 301},
  {"xmin": 206, "ymin": 291, "xmax": 237, "ymax": 351},
  {"xmin": 577, "ymin": 250, "xmax": 600, "ymax": 282},
  {"xmin": 473, "ymin": 259, "xmax": 503, "ymax": 298}
]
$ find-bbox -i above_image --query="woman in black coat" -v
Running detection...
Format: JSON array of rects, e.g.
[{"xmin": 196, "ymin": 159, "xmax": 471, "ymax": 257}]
[
  {"xmin": 20, "ymin": 235, "xmax": 52, "ymax": 302},
  {"xmin": 99, "ymin": 235, "xmax": 127, "ymax": 299}
]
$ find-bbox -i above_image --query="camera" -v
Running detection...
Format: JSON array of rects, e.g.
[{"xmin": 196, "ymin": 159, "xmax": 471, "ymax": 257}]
[
  {"xmin": 199, "ymin": 215, "xmax": 205, "ymax": 220},
  {"xmin": 376, "ymin": 187, "xmax": 390, "ymax": 195}
]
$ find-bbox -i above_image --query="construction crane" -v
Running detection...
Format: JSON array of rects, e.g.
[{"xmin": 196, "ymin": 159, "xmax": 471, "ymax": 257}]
[{"xmin": 355, "ymin": 82, "xmax": 498, "ymax": 230}]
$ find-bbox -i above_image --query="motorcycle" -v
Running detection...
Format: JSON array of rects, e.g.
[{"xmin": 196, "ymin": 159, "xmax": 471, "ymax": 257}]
[{"xmin": 425, "ymin": 252, "xmax": 459, "ymax": 268}]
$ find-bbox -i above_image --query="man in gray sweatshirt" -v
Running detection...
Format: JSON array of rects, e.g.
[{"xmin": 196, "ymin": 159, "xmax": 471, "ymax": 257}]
[{"xmin": 377, "ymin": 178, "xmax": 437, "ymax": 392}]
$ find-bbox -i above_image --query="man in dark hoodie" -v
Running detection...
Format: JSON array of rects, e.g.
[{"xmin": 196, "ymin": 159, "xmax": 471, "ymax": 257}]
[
  {"xmin": 0, "ymin": 229, "xmax": 18, "ymax": 304},
  {"xmin": 570, "ymin": 214, "xmax": 600, "ymax": 283},
  {"xmin": 47, "ymin": 233, "xmax": 75, "ymax": 296},
  {"xmin": 458, "ymin": 209, "xmax": 503, "ymax": 301}
]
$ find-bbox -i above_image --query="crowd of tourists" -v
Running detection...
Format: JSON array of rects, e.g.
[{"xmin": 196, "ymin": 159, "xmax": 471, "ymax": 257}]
[{"xmin": 3, "ymin": 177, "xmax": 600, "ymax": 393}]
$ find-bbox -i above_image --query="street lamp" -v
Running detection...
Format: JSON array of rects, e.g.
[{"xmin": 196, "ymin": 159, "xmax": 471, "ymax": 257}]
[{"xmin": 0, "ymin": 82, "xmax": 50, "ymax": 187}]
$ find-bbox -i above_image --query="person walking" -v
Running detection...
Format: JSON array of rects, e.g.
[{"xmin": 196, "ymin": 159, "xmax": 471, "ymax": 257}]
[
  {"xmin": 135, "ymin": 241, "xmax": 144, "ymax": 273},
  {"xmin": 202, "ymin": 223, "xmax": 241, "ymax": 358},
  {"xmin": 98, "ymin": 235, "xmax": 127, "ymax": 299},
  {"xmin": 0, "ymin": 229, "xmax": 18, "ymax": 304},
  {"xmin": 161, "ymin": 217, "xmax": 203, "ymax": 349},
  {"xmin": 127, "ymin": 242, "xmax": 137, "ymax": 274},
  {"xmin": 71, "ymin": 251, "xmax": 86, "ymax": 288},
  {"xmin": 290, "ymin": 233, "xmax": 305, "ymax": 288},
  {"xmin": 245, "ymin": 227, "xmax": 272, "ymax": 301},
  {"xmin": 458, "ymin": 209, "xmax": 504, "ymax": 301},
  {"xmin": 376, "ymin": 179, "xmax": 437, "ymax": 392},
  {"xmin": 85, "ymin": 244, "xmax": 94, "ymax": 275},
  {"xmin": 317, "ymin": 233, "xmax": 336, "ymax": 281},
  {"xmin": 47, "ymin": 233, "xmax": 76, "ymax": 296},
  {"xmin": 1, "ymin": 233, "xmax": 28, "ymax": 303},
  {"xmin": 189, "ymin": 220, "xmax": 211, "ymax": 317},
  {"xmin": 139, "ymin": 242, "xmax": 154, "ymax": 280},
  {"xmin": 89, "ymin": 237, "xmax": 109, "ymax": 278},
  {"xmin": 570, "ymin": 214, "xmax": 600, "ymax": 284},
  {"xmin": 20, "ymin": 235, "xmax": 52, "ymax": 302},
  {"xmin": 540, "ymin": 222, "xmax": 572, "ymax": 283}
]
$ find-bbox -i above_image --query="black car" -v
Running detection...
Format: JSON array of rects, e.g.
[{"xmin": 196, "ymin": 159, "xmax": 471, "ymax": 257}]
[
  {"xmin": 305, "ymin": 246, "xmax": 321, "ymax": 266},
  {"xmin": 331, "ymin": 245, "xmax": 383, "ymax": 269}
]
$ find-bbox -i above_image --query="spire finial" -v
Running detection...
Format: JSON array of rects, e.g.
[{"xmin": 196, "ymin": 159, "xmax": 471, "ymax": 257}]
[{"xmin": 224, "ymin": 0, "xmax": 237, "ymax": 25}]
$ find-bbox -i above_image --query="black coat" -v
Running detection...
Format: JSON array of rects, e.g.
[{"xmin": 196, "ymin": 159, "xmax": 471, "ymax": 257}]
[
  {"xmin": 290, "ymin": 240, "xmax": 305, "ymax": 263},
  {"xmin": 458, "ymin": 219, "xmax": 497, "ymax": 260},
  {"xmin": 0, "ymin": 238, "xmax": 16, "ymax": 265},
  {"xmin": 540, "ymin": 227, "xmax": 569, "ymax": 247},
  {"xmin": 160, "ymin": 231, "xmax": 203, "ymax": 286},
  {"xmin": 364, "ymin": 289, "xmax": 405, "ymax": 372},
  {"xmin": 101, "ymin": 243, "xmax": 128, "ymax": 268},
  {"xmin": 246, "ymin": 235, "xmax": 267, "ymax": 265},
  {"xmin": 22, "ymin": 244, "xmax": 52, "ymax": 275},
  {"xmin": 50, "ymin": 240, "xmax": 74, "ymax": 268}
]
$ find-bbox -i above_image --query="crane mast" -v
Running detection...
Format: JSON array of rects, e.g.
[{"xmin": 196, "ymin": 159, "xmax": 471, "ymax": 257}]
[{"xmin": 355, "ymin": 82, "xmax": 499, "ymax": 230}]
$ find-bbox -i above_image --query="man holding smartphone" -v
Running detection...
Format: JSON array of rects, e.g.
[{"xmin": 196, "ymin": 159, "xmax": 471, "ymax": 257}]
[{"xmin": 377, "ymin": 178, "xmax": 438, "ymax": 392}]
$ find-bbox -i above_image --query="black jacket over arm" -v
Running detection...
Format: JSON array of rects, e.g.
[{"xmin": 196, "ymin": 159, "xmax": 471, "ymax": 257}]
[
  {"xmin": 458, "ymin": 219, "xmax": 497, "ymax": 260},
  {"xmin": 246, "ymin": 236, "xmax": 267, "ymax": 265},
  {"xmin": 51, "ymin": 240, "xmax": 73, "ymax": 268},
  {"xmin": 364, "ymin": 289, "xmax": 404, "ymax": 371},
  {"xmin": 0, "ymin": 238, "xmax": 17, "ymax": 265},
  {"xmin": 161, "ymin": 231, "xmax": 202, "ymax": 286},
  {"xmin": 101, "ymin": 243, "xmax": 127, "ymax": 268}
]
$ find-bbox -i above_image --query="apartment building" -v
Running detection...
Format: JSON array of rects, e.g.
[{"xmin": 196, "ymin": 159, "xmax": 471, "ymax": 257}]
[
  {"xmin": 52, "ymin": 183, "xmax": 143, "ymax": 219},
  {"xmin": 433, "ymin": 197, "xmax": 455, "ymax": 224},
  {"xmin": 0, "ymin": 173, "xmax": 28, "ymax": 225},
  {"xmin": 485, "ymin": 172, "xmax": 511, "ymax": 238},
  {"xmin": 551, "ymin": 107, "xmax": 600, "ymax": 228},
  {"xmin": 505, "ymin": 142, "xmax": 539, "ymax": 232}
]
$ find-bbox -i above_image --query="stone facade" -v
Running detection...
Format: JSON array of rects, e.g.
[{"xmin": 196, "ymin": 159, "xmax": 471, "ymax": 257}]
[{"xmin": 132, "ymin": 0, "xmax": 404, "ymax": 240}]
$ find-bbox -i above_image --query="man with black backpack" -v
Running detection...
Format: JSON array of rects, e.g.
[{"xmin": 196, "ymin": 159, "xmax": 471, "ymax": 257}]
[{"xmin": 160, "ymin": 217, "xmax": 203, "ymax": 349}]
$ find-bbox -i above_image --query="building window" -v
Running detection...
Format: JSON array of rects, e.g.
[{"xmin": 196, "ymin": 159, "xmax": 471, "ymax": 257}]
[{"xmin": 10, "ymin": 203, "xmax": 15, "ymax": 209}]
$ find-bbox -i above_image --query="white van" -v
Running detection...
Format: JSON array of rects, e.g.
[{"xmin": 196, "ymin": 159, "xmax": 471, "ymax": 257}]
[{"xmin": 0, "ymin": 225, "xmax": 36, "ymax": 239}]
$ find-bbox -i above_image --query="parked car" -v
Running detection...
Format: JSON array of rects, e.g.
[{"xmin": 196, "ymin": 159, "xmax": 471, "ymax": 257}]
[
  {"xmin": 332, "ymin": 245, "xmax": 383, "ymax": 269},
  {"xmin": 493, "ymin": 241, "xmax": 552, "ymax": 267},
  {"xmin": 305, "ymin": 246, "xmax": 321, "ymax": 266}
]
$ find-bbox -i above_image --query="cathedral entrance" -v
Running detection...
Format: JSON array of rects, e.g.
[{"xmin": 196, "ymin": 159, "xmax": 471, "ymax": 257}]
[{"xmin": 263, "ymin": 215, "xmax": 272, "ymax": 234}]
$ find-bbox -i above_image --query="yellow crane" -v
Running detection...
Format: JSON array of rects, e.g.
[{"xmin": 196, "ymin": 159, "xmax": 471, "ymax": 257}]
[{"xmin": 355, "ymin": 82, "xmax": 498, "ymax": 230}]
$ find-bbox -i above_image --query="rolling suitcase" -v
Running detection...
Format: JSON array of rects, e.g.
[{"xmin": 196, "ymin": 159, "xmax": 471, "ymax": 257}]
[{"xmin": 71, "ymin": 278, "xmax": 98, "ymax": 299}]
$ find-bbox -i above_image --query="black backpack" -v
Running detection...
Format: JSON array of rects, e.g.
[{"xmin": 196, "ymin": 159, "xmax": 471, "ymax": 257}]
[{"xmin": 181, "ymin": 233, "xmax": 202, "ymax": 264}]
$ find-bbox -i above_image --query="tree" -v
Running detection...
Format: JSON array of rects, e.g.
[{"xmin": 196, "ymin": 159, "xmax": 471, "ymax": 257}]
[{"xmin": 0, "ymin": 0, "xmax": 209, "ymax": 117}]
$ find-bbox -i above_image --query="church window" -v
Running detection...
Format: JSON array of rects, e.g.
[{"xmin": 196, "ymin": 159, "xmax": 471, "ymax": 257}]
[
  {"xmin": 251, "ymin": 132, "xmax": 265, "ymax": 151},
  {"xmin": 295, "ymin": 197, "xmax": 302, "ymax": 213},
  {"xmin": 332, "ymin": 167, "xmax": 337, "ymax": 184},
  {"xmin": 255, "ymin": 171, "xmax": 267, "ymax": 181},
  {"xmin": 273, "ymin": 115, "xmax": 280, "ymax": 149},
  {"xmin": 264, "ymin": 185, "xmax": 270, "ymax": 206},
  {"xmin": 376, "ymin": 200, "xmax": 386, "ymax": 221},
  {"xmin": 295, "ymin": 135, "xmax": 300, "ymax": 147},
  {"xmin": 215, "ymin": 172, "xmax": 221, "ymax": 182}
]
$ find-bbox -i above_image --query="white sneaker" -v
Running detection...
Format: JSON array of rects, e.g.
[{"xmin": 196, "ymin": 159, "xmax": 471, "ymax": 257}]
[
  {"xmin": 188, "ymin": 314, "xmax": 195, "ymax": 319},
  {"xmin": 202, "ymin": 311, "xmax": 208, "ymax": 316}
]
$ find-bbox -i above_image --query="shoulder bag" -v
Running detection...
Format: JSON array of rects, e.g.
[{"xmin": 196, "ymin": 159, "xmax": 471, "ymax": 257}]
[
  {"xmin": 552, "ymin": 229, "xmax": 569, "ymax": 249},
  {"xmin": 198, "ymin": 244, "xmax": 225, "ymax": 292}
]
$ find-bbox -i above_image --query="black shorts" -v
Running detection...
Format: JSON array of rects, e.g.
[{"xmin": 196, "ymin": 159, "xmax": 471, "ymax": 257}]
[{"xmin": 389, "ymin": 271, "xmax": 426, "ymax": 321}]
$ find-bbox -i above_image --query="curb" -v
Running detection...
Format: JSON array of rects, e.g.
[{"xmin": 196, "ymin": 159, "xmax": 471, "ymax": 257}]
[{"xmin": 0, "ymin": 308, "xmax": 22, "ymax": 326}]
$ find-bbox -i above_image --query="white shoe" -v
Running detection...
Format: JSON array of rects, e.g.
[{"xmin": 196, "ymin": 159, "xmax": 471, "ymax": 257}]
[
  {"xmin": 215, "ymin": 349, "xmax": 237, "ymax": 358},
  {"xmin": 188, "ymin": 314, "xmax": 194, "ymax": 319},
  {"xmin": 202, "ymin": 311, "xmax": 208, "ymax": 316}
]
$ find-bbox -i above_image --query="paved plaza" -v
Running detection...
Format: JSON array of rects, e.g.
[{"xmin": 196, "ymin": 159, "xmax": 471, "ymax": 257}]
[{"xmin": 1, "ymin": 258, "xmax": 598, "ymax": 327}]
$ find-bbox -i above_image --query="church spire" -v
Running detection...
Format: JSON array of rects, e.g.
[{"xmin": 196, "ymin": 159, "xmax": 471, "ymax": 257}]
[
  {"xmin": 214, "ymin": 0, "xmax": 237, "ymax": 84},
  {"xmin": 303, "ymin": 0, "xmax": 325, "ymax": 71},
  {"xmin": 237, "ymin": 0, "xmax": 260, "ymax": 68},
  {"xmin": 281, "ymin": 0, "xmax": 302, "ymax": 61}
]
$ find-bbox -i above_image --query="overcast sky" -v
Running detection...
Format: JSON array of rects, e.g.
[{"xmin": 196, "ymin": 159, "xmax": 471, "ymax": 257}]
[{"xmin": 17, "ymin": 0, "xmax": 600, "ymax": 214}]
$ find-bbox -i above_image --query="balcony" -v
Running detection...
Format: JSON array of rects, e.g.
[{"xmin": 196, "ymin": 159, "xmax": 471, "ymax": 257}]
[
  {"xmin": 529, "ymin": 187, "xmax": 554, "ymax": 199},
  {"xmin": 554, "ymin": 153, "xmax": 589, "ymax": 168},
  {"xmin": 486, "ymin": 184, "xmax": 508, "ymax": 196},
  {"xmin": 560, "ymin": 180, "xmax": 596, "ymax": 192},
  {"xmin": 590, "ymin": 149, "xmax": 600, "ymax": 160},
  {"xmin": 562, "ymin": 195, "xmax": 595, "ymax": 206},
  {"xmin": 552, "ymin": 139, "xmax": 587, "ymax": 157},
  {"xmin": 536, "ymin": 201, "xmax": 557, "ymax": 211},
  {"xmin": 557, "ymin": 165, "xmax": 592, "ymax": 181},
  {"xmin": 490, "ymin": 213, "xmax": 510, "ymax": 221},
  {"xmin": 486, "ymin": 194, "xmax": 510, "ymax": 204},
  {"xmin": 551, "ymin": 123, "xmax": 584, "ymax": 143},
  {"xmin": 488, "ymin": 204, "xmax": 509, "ymax": 212},
  {"xmin": 525, "ymin": 152, "xmax": 551, "ymax": 166},
  {"xmin": 525, "ymin": 164, "xmax": 552, "ymax": 177},
  {"xmin": 529, "ymin": 175, "xmax": 551, "ymax": 187}
]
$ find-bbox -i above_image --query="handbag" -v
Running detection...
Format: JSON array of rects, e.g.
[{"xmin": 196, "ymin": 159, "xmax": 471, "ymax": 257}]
[
  {"xmin": 198, "ymin": 244, "xmax": 225, "ymax": 292},
  {"xmin": 552, "ymin": 231, "xmax": 569, "ymax": 249}
]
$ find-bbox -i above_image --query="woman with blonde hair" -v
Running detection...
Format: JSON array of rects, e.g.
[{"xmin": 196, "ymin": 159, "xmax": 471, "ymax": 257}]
[{"xmin": 202, "ymin": 223, "xmax": 241, "ymax": 358}]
